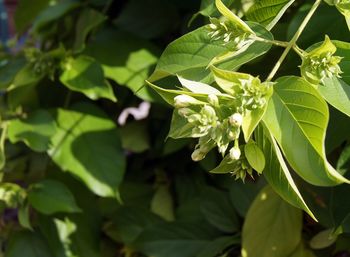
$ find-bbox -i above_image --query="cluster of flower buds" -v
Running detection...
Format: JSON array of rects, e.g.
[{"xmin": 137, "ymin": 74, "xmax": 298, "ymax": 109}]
[
  {"xmin": 207, "ymin": 17, "xmax": 251, "ymax": 50},
  {"xmin": 174, "ymin": 93, "xmax": 244, "ymax": 161},
  {"xmin": 238, "ymin": 76, "xmax": 273, "ymax": 111},
  {"xmin": 300, "ymin": 36, "xmax": 342, "ymax": 85},
  {"xmin": 227, "ymin": 152, "xmax": 253, "ymax": 181}
]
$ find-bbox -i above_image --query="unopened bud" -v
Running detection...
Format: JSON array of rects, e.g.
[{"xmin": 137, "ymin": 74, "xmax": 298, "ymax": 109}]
[
  {"xmin": 174, "ymin": 95, "xmax": 199, "ymax": 108},
  {"xmin": 208, "ymin": 94, "xmax": 219, "ymax": 106},
  {"xmin": 178, "ymin": 108, "xmax": 193, "ymax": 117},
  {"xmin": 229, "ymin": 147, "xmax": 241, "ymax": 160},
  {"xmin": 229, "ymin": 113, "xmax": 243, "ymax": 127},
  {"xmin": 191, "ymin": 149, "xmax": 206, "ymax": 161}
]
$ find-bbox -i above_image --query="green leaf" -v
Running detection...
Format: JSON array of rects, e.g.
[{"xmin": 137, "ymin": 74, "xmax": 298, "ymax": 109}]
[
  {"xmin": 18, "ymin": 203, "xmax": 33, "ymax": 230},
  {"xmin": 148, "ymin": 22, "xmax": 272, "ymax": 83},
  {"xmin": 242, "ymin": 186, "xmax": 302, "ymax": 257},
  {"xmin": 196, "ymin": 235, "xmax": 239, "ymax": 257},
  {"xmin": 28, "ymin": 179, "xmax": 81, "ymax": 215},
  {"xmin": 263, "ymin": 76, "xmax": 349, "ymax": 186},
  {"xmin": 215, "ymin": 0, "xmax": 254, "ymax": 34},
  {"xmin": 6, "ymin": 231, "xmax": 54, "ymax": 257},
  {"xmin": 246, "ymin": 0, "xmax": 296, "ymax": 30},
  {"xmin": 84, "ymin": 27, "xmax": 159, "ymax": 101},
  {"xmin": 193, "ymin": 0, "xmax": 235, "ymax": 19},
  {"xmin": 48, "ymin": 102, "xmax": 125, "ymax": 197},
  {"xmin": 337, "ymin": 144, "xmax": 350, "ymax": 175},
  {"xmin": 114, "ymin": 0, "xmax": 178, "ymax": 39},
  {"xmin": 0, "ymin": 57, "xmax": 27, "ymax": 89},
  {"xmin": 14, "ymin": 0, "xmax": 50, "ymax": 32},
  {"xmin": 319, "ymin": 77, "xmax": 350, "ymax": 117},
  {"xmin": 255, "ymin": 124, "xmax": 316, "ymax": 220},
  {"xmin": 229, "ymin": 180, "xmax": 263, "ymax": 217},
  {"xmin": 151, "ymin": 185, "xmax": 175, "ymax": 222},
  {"xmin": 119, "ymin": 121, "xmax": 150, "ymax": 153},
  {"xmin": 133, "ymin": 222, "xmax": 220, "ymax": 257},
  {"xmin": 73, "ymin": 8, "xmax": 106, "ymax": 52},
  {"xmin": 8, "ymin": 110, "xmax": 57, "ymax": 152},
  {"xmin": 200, "ymin": 187, "xmax": 239, "ymax": 233},
  {"xmin": 106, "ymin": 206, "xmax": 163, "ymax": 244},
  {"xmin": 60, "ymin": 56, "xmax": 116, "ymax": 102},
  {"xmin": 244, "ymin": 142, "xmax": 265, "ymax": 173},
  {"xmin": 242, "ymin": 107, "xmax": 268, "ymax": 142},
  {"xmin": 33, "ymin": 0, "xmax": 80, "ymax": 33},
  {"xmin": 309, "ymin": 229, "xmax": 337, "ymax": 249},
  {"xmin": 288, "ymin": 244, "xmax": 316, "ymax": 257},
  {"xmin": 178, "ymin": 76, "xmax": 222, "ymax": 95}
]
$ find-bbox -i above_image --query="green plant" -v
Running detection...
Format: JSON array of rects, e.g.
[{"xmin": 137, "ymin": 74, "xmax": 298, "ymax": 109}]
[{"xmin": 0, "ymin": 0, "xmax": 350, "ymax": 257}]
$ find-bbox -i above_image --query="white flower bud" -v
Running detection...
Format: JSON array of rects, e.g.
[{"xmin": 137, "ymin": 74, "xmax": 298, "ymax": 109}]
[
  {"xmin": 209, "ymin": 23, "xmax": 217, "ymax": 30},
  {"xmin": 191, "ymin": 149, "xmax": 206, "ymax": 161},
  {"xmin": 229, "ymin": 113, "xmax": 243, "ymax": 127},
  {"xmin": 229, "ymin": 147, "xmax": 241, "ymax": 160},
  {"xmin": 177, "ymin": 108, "xmax": 193, "ymax": 117},
  {"xmin": 174, "ymin": 95, "xmax": 199, "ymax": 108},
  {"xmin": 207, "ymin": 94, "xmax": 219, "ymax": 106}
]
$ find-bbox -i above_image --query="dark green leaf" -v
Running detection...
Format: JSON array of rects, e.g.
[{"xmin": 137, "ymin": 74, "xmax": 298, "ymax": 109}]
[
  {"xmin": 48, "ymin": 102, "xmax": 125, "ymax": 197},
  {"xmin": 60, "ymin": 55, "xmax": 116, "ymax": 101},
  {"xmin": 8, "ymin": 110, "xmax": 57, "ymax": 152},
  {"xmin": 242, "ymin": 186, "xmax": 302, "ymax": 257},
  {"xmin": 28, "ymin": 179, "xmax": 81, "ymax": 215},
  {"xmin": 200, "ymin": 187, "xmax": 239, "ymax": 233}
]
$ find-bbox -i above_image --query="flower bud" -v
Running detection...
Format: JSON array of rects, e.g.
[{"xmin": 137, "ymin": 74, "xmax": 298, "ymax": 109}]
[
  {"xmin": 191, "ymin": 149, "xmax": 206, "ymax": 161},
  {"xmin": 174, "ymin": 95, "xmax": 200, "ymax": 108},
  {"xmin": 207, "ymin": 94, "xmax": 219, "ymax": 107},
  {"xmin": 229, "ymin": 113, "xmax": 243, "ymax": 127},
  {"xmin": 229, "ymin": 147, "xmax": 241, "ymax": 160},
  {"xmin": 177, "ymin": 108, "xmax": 194, "ymax": 117}
]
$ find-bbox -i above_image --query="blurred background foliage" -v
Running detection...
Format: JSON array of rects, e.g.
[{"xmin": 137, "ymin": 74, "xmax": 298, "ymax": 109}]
[{"xmin": 0, "ymin": 0, "xmax": 349, "ymax": 257}]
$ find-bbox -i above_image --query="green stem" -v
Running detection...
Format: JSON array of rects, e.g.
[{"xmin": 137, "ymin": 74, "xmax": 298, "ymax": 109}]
[
  {"xmin": 252, "ymin": 36, "xmax": 289, "ymax": 48},
  {"xmin": 266, "ymin": 0, "xmax": 322, "ymax": 81}
]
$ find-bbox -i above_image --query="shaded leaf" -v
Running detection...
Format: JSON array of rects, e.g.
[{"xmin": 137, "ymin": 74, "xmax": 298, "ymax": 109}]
[
  {"xmin": 48, "ymin": 102, "xmax": 125, "ymax": 197},
  {"xmin": 242, "ymin": 186, "xmax": 302, "ymax": 257},
  {"xmin": 28, "ymin": 179, "xmax": 81, "ymax": 215}
]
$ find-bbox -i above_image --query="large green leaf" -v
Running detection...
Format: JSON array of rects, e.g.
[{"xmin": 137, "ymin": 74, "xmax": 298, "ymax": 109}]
[
  {"xmin": 60, "ymin": 55, "xmax": 116, "ymax": 102},
  {"xmin": 242, "ymin": 186, "xmax": 302, "ymax": 257},
  {"xmin": 28, "ymin": 179, "xmax": 81, "ymax": 215},
  {"xmin": 6, "ymin": 231, "xmax": 54, "ymax": 257},
  {"xmin": 263, "ymin": 76, "xmax": 349, "ymax": 186},
  {"xmin": 319, "ymin": 77, "xmax": 350, "ymax": 117},
  {"xmin": 148, "ymin": 22, "xmax": 273, "ymax": 83},
  {"xmin": 255, "ymin": 124, "xmax": 316, "ymax": 220},
  {"xmin": 48, "ymin": 102, "xmax": 125, "ymax": 197},
  {"xmin": 246, "ymin": 0, "xmax": 296, "ymax": 30},
  {"xmin": 8, "ymin": 110, "xmax": 57, "ymax": 152}
]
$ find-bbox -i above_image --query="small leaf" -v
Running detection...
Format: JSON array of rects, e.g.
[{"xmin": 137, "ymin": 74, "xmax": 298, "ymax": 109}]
[
  {"xmin": 177, "ymin": 76, "xmax": 221, "ymax": 95},
  {"xmin": 60, "ymin": 56, "xmax": 116, "ymax": 102},
  {"xmin": 242, "ymin": 186, "xmax": 302, "ymax": 257},
  {"xmin": 244, "ymin": 142, "xmax": 265, "ymax": 173},
  {"xmin": 215, "ymin": 0, "xmax": 254, "ymax": 34},
  {"xmin": 18, "ymin": 203, "xmax": 32, "ymax": 230},
  {"xmin": 242, "ymin": 107, "xmax": 267, "ymax": 142},
  {"xmin": 8, "ymin": 110, "xmax": 57, "ymax": 152},
  {"xmin": 310, "ymin": 229, "xmax": 337, "ymax": 249},
  {"xmin": 74, "ymin": 8, "xmax": 106, "ymax": 52},
  {"xmin": 28, "ymin": 179, "xmax": 81, "ymax": 215}
]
